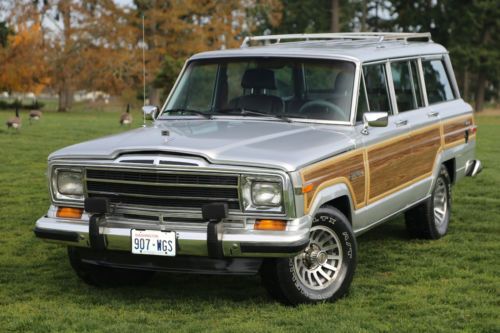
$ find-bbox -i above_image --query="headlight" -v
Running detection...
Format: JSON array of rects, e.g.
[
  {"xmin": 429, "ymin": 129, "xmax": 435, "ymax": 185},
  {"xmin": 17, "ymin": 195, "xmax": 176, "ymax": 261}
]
[
  {"xmin": 52, "ymin": 168, "xmax": 83, "ymax": 200},
  {"xmin": 251, "ymin": 182, "xmax": 282, "ymax": 206},
  {"xmin": 241, "ymin": 175, "xmax": 284, "ymax": 213}
]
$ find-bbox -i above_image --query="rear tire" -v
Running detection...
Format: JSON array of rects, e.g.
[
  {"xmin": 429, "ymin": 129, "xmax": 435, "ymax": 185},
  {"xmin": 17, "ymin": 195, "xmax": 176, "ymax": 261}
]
[
  {"xmin": 405, "ymin": 165, "xmax": 452, "ymax": 239},
  {"xmin": 67, "ymin": 247, "xmax": 155, "ymax": 287},
  {"xmin": 261, "ymin": 206, "xmax": 357, "ymax": 305}
]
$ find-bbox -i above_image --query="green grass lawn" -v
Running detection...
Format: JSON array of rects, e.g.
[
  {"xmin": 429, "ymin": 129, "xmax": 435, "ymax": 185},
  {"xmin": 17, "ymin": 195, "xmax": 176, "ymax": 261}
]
[{"xmin": 0, "ymin": 109, "xmax": 498, "ymax": 332}]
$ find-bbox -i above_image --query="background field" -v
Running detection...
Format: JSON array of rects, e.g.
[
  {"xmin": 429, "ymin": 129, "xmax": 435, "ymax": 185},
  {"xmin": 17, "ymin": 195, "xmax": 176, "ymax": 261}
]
[{"xmin": 0, "ymin": 106, "xmax": 498, "ymax": 333}]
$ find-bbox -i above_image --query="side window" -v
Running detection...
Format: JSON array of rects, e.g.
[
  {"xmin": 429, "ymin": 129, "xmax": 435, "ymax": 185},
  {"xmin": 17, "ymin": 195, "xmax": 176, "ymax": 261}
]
[
  {"xmin": 361, "ymin": 64, "xmax": 392, "ymax": 114},
  {"xmin": 422, "ymin": 59, "xmax": 455, "ymax": 104},
  {"xmin": 172, "ymin": 63, "xmax": 217, "ymax": 111},
  {"xmin": 410, "ymin": 60, "xmax": 424, "ymax": 107},
  {"xmin": 274, "ymin": 64, "xmax": 294, "ymax": 98},
  {"xmin": 390, "ymin": 60, "xmax": 424, "ymax": 112}
]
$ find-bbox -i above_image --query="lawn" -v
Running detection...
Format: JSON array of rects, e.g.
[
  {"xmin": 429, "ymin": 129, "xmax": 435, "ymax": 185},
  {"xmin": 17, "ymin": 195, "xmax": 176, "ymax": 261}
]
[{"xmin": 0, "ymin": 107, "xmax": 498, "ymax": 333}]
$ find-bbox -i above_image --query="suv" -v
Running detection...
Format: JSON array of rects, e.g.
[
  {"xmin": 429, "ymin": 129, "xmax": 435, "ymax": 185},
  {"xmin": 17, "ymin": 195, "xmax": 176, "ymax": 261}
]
[{"xmin": 35, "ymin": 33, "xmax": 482, "ymax": 305}]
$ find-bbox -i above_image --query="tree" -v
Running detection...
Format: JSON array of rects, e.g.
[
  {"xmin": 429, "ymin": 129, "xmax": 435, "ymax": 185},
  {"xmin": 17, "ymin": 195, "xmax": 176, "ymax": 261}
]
[
  {"xmin": 135, "ymin": 0, "xmax": 283, "ymax": 105},
  {"xmin": 385, "ymin": 0, "xmax": 499, "ymax": 110},
  {"xmin": 0, "ymin": 21, "xmax": 10, "ymax": 47},
  {"xmin": 0, "ymin": 18, "xmax": 50, "ymax": 94}
]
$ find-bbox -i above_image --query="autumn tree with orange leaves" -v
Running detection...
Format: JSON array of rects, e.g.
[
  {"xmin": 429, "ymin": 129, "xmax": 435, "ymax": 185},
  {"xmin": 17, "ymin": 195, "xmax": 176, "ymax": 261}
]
[
  {"xmin": 134, "ymin": 0, "xmax": 282, "ymax": 105},
  {"xmin": 0, "ymin": 0, "xmax": 282, "ymax": 110},
  {"xmin": 0, "ymin": 13, "xmax": 50, "ymax": 94}
]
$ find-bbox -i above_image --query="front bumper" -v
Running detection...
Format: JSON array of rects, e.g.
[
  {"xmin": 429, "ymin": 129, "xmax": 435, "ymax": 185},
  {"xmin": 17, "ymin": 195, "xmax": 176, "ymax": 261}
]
[{"xmin": 34, "ymin": 215, "xmax": 311, "ymax": 258}]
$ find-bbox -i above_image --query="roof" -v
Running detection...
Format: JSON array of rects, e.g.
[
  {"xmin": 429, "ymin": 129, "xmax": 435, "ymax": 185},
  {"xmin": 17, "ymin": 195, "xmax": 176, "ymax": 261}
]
[{"xmin": 190, "ymin": 33, "xmax": 448, "ymax": 63}]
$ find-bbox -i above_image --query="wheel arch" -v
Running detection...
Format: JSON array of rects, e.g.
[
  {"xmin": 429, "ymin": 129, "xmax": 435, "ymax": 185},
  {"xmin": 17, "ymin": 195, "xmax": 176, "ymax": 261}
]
[{"xmin": 306, "ymin": 183, "xmax": 354, "ymax": 224}]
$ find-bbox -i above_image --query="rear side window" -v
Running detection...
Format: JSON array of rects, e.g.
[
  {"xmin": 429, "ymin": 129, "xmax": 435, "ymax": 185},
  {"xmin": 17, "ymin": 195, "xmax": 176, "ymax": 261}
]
[
  {"xmin": 422, "ymin": 59, "xmax": 455, "ymax": 104},
  {"xmin": 390, "ymin": 60, "xmax": 424, "ymax": 112}
]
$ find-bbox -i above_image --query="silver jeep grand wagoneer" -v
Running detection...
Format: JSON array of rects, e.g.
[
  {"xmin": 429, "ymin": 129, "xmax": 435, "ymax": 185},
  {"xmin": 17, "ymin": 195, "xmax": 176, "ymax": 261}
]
[{"xmin": 35, "ymin": 33, "xmax": 482, "ymax": 305}]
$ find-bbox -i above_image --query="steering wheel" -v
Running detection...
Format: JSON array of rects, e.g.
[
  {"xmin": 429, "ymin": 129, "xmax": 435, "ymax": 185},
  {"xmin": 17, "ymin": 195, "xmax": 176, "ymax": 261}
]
[{"xmin": 298, "ymin": 100, "xmax": 346, "ymax": 120}]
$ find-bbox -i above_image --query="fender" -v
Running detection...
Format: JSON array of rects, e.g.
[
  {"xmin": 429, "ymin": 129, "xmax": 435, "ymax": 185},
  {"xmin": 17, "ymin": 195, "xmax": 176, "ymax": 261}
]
[{"xmin": 306, "ymin": 182, "xmax": 355, "ymax": 221}]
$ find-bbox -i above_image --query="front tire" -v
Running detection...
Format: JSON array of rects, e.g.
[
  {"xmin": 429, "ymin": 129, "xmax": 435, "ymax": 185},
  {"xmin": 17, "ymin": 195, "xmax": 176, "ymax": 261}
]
[
  {"xmin": 405, "ymin": 165, "xmax": 452, "ymax": 239},
  {"xmin": 67, "ymin": 247, "xmax": 155, "ymax": 287},
  {"xmin": 261, "ymin": 206, "xmax": 357, "ymax": 305}
]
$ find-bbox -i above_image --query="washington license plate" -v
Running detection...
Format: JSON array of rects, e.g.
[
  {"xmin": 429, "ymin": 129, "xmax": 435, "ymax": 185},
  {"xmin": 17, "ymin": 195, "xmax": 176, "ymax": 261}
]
[{"xmin": 131, "ymin": 230, "xmax": 176, "ymax": 256}]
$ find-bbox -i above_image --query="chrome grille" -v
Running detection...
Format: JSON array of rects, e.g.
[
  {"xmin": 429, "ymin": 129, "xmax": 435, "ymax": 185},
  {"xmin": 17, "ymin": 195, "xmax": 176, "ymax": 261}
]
[{"xmin": 85, "ymin": 168, "xmax": 240, "ymax": 211}]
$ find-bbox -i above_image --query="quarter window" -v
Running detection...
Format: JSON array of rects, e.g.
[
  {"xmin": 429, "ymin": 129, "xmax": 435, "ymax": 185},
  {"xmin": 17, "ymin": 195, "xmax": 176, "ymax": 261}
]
[
  {"xmin": 422, "ymin": 59, "xmax": 455, "ymax": 104},
  {"xmin": 363, "ymin": 64, "xmax": 391, "ymax": 112}
]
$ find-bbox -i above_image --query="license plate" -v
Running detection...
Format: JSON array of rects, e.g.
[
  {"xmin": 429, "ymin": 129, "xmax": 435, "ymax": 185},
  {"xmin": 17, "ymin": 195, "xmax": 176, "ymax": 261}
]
[{"xmin": 131, "ymin": 229, "xmax": 176, "ymax": 256}]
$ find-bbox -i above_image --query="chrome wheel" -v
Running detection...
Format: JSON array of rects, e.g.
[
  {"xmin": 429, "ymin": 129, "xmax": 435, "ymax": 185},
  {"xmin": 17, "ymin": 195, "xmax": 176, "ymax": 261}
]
[
  {"xmin": 293, "ymin": 225, "xmax": 343, "ymax": 290},
  {"xmin": 433, "ymin": 177, "xmax": 448, "ymax": 226}
]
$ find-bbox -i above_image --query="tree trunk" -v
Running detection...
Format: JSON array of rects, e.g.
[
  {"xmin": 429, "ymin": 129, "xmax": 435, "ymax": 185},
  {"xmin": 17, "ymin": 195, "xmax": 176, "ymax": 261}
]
[
  {"xmin": 463, "ymin": 69, "xmax": 470, "ymax": 102},
  {"xmin": 361, "ymin": 0, "xmax": 367, "ymax": 32},
  {"xmin": 474, "ymin": 71, "xmax": 486, "ymax": 112},
  {"xmin": 58, "ymin": 83, "xmax": 73, "ymax": 112},
  {"xmin": 57, "ymin": 0, "xmax": 73, "ymax": 112},
  {"xmin": 331, "ymin": 0, "xmax": 340, "ymax": 32}
]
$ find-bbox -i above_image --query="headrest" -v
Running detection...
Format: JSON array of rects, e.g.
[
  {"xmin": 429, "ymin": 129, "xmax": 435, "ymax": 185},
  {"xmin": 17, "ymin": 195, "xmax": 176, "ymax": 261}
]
[
  {"xmin": 241, "ymin": 68, "xmax": 276, "ymax": 90},
  {"xmin": 334, "ymin": 72, "xmax": 351, "ymax": 93}
]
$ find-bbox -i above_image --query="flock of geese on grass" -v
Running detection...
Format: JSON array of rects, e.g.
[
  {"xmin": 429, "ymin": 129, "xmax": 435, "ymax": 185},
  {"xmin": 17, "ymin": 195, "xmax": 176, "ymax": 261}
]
[{"xmin": 5, "ymin": 104, "xmax": 133, "ymax": 131}]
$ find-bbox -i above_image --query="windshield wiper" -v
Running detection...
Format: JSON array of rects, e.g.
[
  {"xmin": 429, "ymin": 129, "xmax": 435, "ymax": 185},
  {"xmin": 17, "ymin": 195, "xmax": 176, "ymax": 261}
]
[
  {"xmin": 214, "ymin": 107, "xmax": 296, "ymax": 123},
  {"xmin": 163, "ymin": 108, "xmax": 212, "ymax": 119}
]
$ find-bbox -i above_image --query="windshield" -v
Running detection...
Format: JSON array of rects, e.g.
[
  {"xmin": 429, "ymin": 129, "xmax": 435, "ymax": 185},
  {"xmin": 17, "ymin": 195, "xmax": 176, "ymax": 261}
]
[{"xmin": 162, "ymin": 57, "xmax": 356, "ymax": 122}]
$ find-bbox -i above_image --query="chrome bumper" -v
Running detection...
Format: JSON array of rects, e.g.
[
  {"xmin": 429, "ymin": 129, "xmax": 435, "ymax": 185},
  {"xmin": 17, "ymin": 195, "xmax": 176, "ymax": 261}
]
[{"xmin": 34, "ymin": 215, "xmax": 312, "ymax": 258}]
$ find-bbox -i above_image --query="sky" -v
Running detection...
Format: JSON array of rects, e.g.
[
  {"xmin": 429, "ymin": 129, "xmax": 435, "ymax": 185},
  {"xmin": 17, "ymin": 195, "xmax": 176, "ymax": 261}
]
[{"xmin": 114, "ymin": 0, "xmax": 134, "ymax": 7}]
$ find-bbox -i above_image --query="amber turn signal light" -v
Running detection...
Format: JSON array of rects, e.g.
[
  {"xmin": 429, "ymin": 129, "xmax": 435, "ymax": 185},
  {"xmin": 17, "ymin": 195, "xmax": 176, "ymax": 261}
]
[
  {"xmin": 56, "ymin": 207, "xmax": 83, "ymax": 219},
  {"xmin": 254, "ymin": 219, "xmax": 287, "ymax": 231},
  {"xmin": 302, "ymin": 183, "xmax": 314, "ymax": 193}
]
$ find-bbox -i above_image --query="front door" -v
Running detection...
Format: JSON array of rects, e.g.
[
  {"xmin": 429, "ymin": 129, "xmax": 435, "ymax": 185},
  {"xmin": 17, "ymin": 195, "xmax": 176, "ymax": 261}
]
[{"xmin": 355, "ymin": 62, "xmax": 413, "ymax": 228}]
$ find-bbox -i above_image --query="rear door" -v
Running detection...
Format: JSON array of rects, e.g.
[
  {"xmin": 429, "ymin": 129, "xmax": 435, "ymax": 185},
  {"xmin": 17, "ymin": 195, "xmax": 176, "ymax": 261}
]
[{"xmin": 388, "ymin": 58, "xmax": 442, "ymax": 200}]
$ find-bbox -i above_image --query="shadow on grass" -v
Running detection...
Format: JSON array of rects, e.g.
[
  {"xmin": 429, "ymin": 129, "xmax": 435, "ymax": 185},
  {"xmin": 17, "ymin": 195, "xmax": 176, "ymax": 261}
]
[{"xmin": 22, "ymin": 248, "xmax": 271, "ymax": 306}]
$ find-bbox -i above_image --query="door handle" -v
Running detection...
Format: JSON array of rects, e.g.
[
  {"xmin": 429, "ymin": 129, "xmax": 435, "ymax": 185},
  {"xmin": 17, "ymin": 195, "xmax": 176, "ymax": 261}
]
[
  {"xmin": 396, "ymin": 119, "xmax": 408, "ymax": 127},
  {"xmin": 427, "ymin": 111, "xmax": 439, "ymax": 117}
]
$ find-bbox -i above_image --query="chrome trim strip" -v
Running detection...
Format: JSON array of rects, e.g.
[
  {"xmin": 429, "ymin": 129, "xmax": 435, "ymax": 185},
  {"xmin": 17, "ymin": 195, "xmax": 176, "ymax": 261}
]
[
  {"xmin": 86, "ymin": 190, "xmax": 240, "ymax": 202},
  {"xmin": 86, "ymin": 177, "xmax": 238, "ymax": 189}
]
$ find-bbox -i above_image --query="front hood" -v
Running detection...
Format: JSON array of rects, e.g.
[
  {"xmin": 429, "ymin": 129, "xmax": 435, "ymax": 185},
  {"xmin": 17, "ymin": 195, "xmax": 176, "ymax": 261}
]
[{"xmin": 49, "ymin": 119, "xmax": 357, "ymax": 171}]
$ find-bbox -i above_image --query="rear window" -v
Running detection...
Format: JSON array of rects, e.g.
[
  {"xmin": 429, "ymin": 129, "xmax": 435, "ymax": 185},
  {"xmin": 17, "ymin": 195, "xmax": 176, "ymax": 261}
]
[{"xmin": 422, "ymin": 59, "xmax": 455, "ymax": 104}]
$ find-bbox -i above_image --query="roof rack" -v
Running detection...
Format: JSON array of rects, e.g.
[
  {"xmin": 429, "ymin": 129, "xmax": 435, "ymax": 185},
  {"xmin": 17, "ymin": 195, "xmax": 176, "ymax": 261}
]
[{"xmin": 241, "ymin": 32, "xmax": 432, "ymax": 48}]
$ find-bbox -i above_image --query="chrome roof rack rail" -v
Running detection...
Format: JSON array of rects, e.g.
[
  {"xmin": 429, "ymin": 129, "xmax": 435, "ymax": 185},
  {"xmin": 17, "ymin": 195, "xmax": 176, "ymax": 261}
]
[{"xmin": 241, "ymin": 32, "xmax": 432, "ymax": 48}]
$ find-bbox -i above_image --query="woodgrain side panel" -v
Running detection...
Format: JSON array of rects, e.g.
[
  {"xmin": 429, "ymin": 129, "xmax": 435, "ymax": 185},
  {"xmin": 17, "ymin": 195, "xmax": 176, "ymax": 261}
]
[
  {"xmin": 443, "ymin": 115, "xmax": 474, "ymax": 148},
  {"xmin": 368, "ymin": 134, "xmax": 413, "ymax": 200},
  {"xmin": 407, "ymin": 126, "xmax": 442, "ymax": 179},
  {"xmin": 300, "ymin": 114, "xmax": 474, "ymax": 214},
  {"xmin": 302, "ymin": 151, "xmax": 366, "ymax": 212}
]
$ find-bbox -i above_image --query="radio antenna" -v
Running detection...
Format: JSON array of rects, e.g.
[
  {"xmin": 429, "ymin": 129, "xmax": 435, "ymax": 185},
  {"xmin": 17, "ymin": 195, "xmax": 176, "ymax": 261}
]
[{"xmin": 142, "ymin": 13, "xmax": 146, "ymax": 126}]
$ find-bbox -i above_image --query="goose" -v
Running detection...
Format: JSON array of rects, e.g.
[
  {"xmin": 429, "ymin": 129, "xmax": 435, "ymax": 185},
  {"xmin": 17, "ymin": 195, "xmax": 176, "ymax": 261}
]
[
  {"xmin": 6, "ymin": 107, "xmax": 21, "ymax": 130},
  {"xmin": 120, "ymin": 104, "xmax": 133, "ymax": 126},
  {"xmin": 29, "ymin": 110, "xmax": 42, "ymax": 124}
]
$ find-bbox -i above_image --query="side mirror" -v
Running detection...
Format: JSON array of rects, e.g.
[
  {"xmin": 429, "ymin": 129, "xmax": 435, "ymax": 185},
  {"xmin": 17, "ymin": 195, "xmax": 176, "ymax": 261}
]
[
  {"xmin": 361, "ymin": 112, "xmax": 388, "ymax": 135},
  {"xmin": 142, "ymin": 105, "xmax": 159, "ymax": 120}
]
